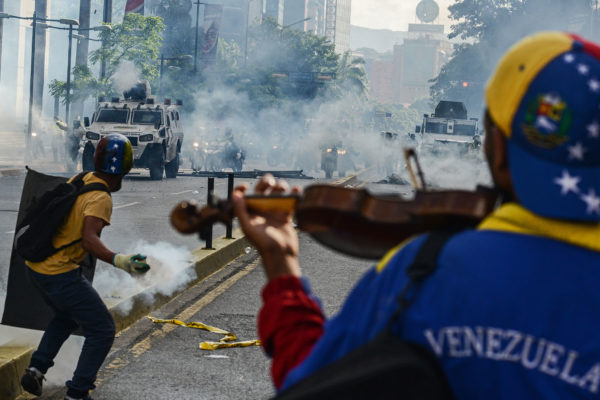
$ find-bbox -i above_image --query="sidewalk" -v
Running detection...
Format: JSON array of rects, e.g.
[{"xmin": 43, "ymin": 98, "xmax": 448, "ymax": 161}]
[{"xmin": 0, "ymin": 130, "xmax": 69, "ymax": 176}]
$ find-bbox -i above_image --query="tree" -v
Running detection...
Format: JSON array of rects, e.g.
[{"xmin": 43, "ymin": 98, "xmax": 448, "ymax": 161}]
[
  {"xmin": 91, "ymin": 13, "xmax": 165, "ymax": 87},
  {"xmin": 334, "ymin": 52, "xmax": 368, "ymax": 98},
  {"xmin": 432, "ymin": 0, "xmax": 595, "ymax": 116},
  {"xmin": 50, "ymin": 13, "xmax": 165, "ymax": 104}
]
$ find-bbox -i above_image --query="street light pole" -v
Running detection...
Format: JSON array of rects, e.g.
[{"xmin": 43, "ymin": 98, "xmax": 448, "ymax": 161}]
[
  {"xmin": 159, "ymin": 55, "xmax": 165, "ymax": 96},
  {"xmin": 26, "ymin": 11, "xmax": 37, "ymax": 161},
  {"xmin": 244, "ymin": 0, "xmax": 250, "ymax": 66},
  {"xmin": 101, "ymin": 0, "xmax": 112, "ymax": 80},
  {"xmin": 193, "ymin": 1, "xmax": 203, "ymax": 73},
  {"xmin": 65, "ymin": 23, "xmax": 74, "ymax": 127}
]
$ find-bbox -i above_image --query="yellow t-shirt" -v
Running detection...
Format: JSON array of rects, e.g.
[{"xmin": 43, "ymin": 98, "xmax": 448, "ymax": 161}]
[{"xmin": 26, "ymin": 172, "xmax": 112, "ymax": 275}]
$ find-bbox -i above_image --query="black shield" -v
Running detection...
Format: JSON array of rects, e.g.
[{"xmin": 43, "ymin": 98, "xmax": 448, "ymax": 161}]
[{"xmin": 1, "ymin": 168, "xmax": 96, "ymax": 333}]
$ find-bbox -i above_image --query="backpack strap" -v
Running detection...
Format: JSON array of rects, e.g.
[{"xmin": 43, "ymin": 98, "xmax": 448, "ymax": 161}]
[
  {"xmin": 52, "ymin": 180, "xmax": 111, "ymax": 253},
  {"xmin": 71, "ymin": 171, "xmax": 90, "ymax": 188},
  {"xmin": 78, "ymin": 182, "xmax": 111, "ymax": 196},
  {"xmin": 389, "ymin": 230, "xmax": 461, "ymax": 327}
]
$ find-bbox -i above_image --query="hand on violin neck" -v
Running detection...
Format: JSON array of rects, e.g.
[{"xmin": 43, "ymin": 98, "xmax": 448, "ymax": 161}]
[{"xmin": 232, "ymin": 175, "xmax": 301, "ymax": 281}]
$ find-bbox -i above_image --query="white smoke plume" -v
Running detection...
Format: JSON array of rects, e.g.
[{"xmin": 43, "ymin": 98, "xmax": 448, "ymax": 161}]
[
  {"xmin": 111, "ymin": 61, "xmax": 141, "ymax": 95},
  {"xmin": 93, "ymin": 240, "xmax": 195, "ymax": 315}
]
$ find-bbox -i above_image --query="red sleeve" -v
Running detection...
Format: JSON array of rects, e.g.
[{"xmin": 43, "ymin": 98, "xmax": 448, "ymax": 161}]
[{"xmin": 258, "ymin": 275, "xmax": 325, "ymax": 389}]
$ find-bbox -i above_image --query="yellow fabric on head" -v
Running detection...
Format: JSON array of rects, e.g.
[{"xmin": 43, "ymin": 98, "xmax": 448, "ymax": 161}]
[
  {"xmin": 485, "ymin": 31, "xmax": 573, "ymax": 138},
  {"xmin": 478, "ymin": 203, "xmax": 600, "ymax": 252},
  {"xmin": 26, "ymin": 173, "xmax": 112, "ymax": 275}
]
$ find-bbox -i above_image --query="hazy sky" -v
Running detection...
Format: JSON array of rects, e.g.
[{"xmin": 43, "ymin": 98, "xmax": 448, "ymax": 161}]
[{"xmin": 351, "ymin": 0, "xmax": 455, "ymax": 31}]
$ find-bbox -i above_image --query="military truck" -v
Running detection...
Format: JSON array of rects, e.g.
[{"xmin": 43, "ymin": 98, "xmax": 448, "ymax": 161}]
[
  {"xmin": 80, "ymin": 82, "xmax": 184, "ymax": 180},
  {"xmin": 415, "ymin": 100, "xmax": 481, "ymax": 150}
]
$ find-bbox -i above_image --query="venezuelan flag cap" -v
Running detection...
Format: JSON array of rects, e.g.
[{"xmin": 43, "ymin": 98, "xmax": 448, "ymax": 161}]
[
  {"xmin": 486, "ymin": 31, "xmax": 600, "ymax": 221},
  {"xmin": 94, "ymin": 133, "xmax": 133, "ymax": 175}
]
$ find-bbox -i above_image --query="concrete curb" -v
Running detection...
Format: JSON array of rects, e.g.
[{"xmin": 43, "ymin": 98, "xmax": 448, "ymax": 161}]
[
  {"xmin": 0, "ymin": 168, "xmax": 25, "ymax": 178},
  {"xmin": 0, "ymin": 347, "xmax": 32, "ymax": 400},
  {"xmin": 0, "ymin": 230, "xmax": 249, "ymax": 400},
  {"xmin": 333, "ymin": 166, "xmax": 374, "ymax": 187}
]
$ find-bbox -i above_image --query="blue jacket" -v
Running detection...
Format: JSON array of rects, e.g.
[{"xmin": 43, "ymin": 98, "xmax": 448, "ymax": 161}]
[{"xmin": 282, "ymin": 204, "xmax": 600, "ymax": 398}]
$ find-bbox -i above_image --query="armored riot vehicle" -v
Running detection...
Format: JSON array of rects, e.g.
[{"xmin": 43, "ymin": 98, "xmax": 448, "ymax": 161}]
[
  {"xmin": 81, "ymin": 82, "xmax": 184, "ymax": 180},
  {"xmin": 415, "ymin": 101, "xmax": 481, "ymax": 150}
]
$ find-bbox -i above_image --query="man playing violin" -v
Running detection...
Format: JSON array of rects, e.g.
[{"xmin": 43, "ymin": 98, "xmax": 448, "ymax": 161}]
[{"xmin": 232, "ymin": 32, "xmax": 600, "ymax": 398}]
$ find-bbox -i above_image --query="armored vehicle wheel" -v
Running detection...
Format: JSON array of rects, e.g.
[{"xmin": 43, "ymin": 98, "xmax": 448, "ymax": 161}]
[
  {"xmin": 82, "ymin": 143, "xmax": 95, "ymax": 172},
  {"xmin": 165, "ymin": 153, "xmax": 180, "ymax": 178},
  {"xmin": 149, "ymin": 148, "xmax": 165, "ymax": 180}
]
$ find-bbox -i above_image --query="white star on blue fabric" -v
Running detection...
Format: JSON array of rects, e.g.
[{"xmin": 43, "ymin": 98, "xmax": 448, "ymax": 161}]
[
  {"xmin": 564, "ymin": 53, "xmax": 575, "ymax": 63},
  {"xmin": 554, "ymin": 170, "xmax": 581, "ymax": 195},
  {"xmin": 588, "ymin": 121, "xmax": 600, "ymax": 138},
  {"xmin": 589, "ymin": 78, "xmax": 600, "ymax": 93},
  {"xmin": 113, "ymin": 143, "xmax": 119, "ymax": 149},
  {"xmin": 112, "ymin": 156, "xmax": 117, "ymax": 162},
  {"xmin": 578, "ymin": 64, "xmax": 590, "ymax": 75},
  {"xmin": 581, "ymin": 189, "xmax": 600, "ymax": 215},
  {"xmin": 110, "ymin": 165, "xmax": 116, "ymax": 172},
  {"xmin": 568, "ymin": 142, "xmax": 587, "ymax": 161}
]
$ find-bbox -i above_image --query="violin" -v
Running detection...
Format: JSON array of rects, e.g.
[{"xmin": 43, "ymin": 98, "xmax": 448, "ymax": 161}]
[{"xmin": 170, "ymin": 149, "xmax": 501, "ymax": 260}]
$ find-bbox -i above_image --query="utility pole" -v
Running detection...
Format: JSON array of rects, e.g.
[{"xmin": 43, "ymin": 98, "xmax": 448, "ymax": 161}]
[
  {"xmin": 33, "ymin": 0, "xmax": 48, "ymax": 124},
  {"xmin": 101, "ymin": 0, "xmax": 112, "ymax": 80},
  {"xmin": 27, "ymin": 12, "xmax": 37, "ymax": 162},
  {"xmin": 72, "ymin": 0, "xmax": 91, "ymax": 121},
  {"xmin": 244, "ymin": 0, "xmax": 250, "ymax": 66},
  {"xmin": 193, "ymin": 0, "xmax": 202, "ymax": 73},
  {"xmin": 65, "ymin": 23, "xmax": 74, "ymax": 126},
  {"xmin": 0, "ymin": 0, "xmax": 4, "ymax": 81}
]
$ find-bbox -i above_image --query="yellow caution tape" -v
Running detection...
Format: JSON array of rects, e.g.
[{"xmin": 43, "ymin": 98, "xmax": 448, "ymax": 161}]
[
  {"xmin": 147, "ymin": 316, "xmax": 261, "ymax": 350},
  {"xmin": 200, "ymin": 340, "xmax": 261, "ymax": 350}
]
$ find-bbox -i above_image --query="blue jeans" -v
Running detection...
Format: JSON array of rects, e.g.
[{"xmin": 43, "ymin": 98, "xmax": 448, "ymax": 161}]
[{"xmin": 27, "ymin": 267, "xmax": 115, "ymax": 398}]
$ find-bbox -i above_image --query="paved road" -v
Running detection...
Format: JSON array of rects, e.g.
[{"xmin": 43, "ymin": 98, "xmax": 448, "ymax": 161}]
[{"xmin": 1, "ymin": 166, "xmax": 412, "ymax": 399}]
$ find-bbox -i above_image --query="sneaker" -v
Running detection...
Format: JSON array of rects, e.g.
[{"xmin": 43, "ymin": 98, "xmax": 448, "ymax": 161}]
[{"xmin": 21, "ymin": 367, "xmax": 45, "ymax": 396}]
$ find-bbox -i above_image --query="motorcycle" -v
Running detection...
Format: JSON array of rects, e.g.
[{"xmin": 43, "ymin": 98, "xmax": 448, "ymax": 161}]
[
  {"xmin": 223, "ymin": 145, "xmax": 245, "ymax": 172},
  {"xmin": 321, "ymin": 146, "xmax": 338, "ymax": 179},
  {"xmin": 189, "ymin": 141, "xmax": 205, "ymax": 172}
]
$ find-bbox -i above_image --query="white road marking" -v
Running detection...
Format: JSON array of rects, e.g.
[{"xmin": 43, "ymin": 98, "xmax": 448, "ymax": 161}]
[
  {"xmin": 171, "ymin": 190, "xmax": 193, "ymax": 195},
  {"xmin": 6, "ymin": 230, "xmax": 14, "ymax": 234},
  {"xmin": 113, "ymin": 202, "xmax": 140, "ymax": 210}
]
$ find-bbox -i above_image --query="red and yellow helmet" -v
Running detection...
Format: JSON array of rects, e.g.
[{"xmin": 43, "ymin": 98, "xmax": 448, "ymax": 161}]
[{"xmin": 94, "ymin": 134, "xmax": 133, "ymax": 175}]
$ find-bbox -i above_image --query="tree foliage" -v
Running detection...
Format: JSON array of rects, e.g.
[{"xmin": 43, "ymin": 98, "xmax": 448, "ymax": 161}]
[
  {"xmin": 50, "ymin": 13, "xmax": 165, "ymax": 103},
  {"xmin": 432, "ymin": 0, "xmax": 596, "ymax": 114},
  {"xmin": 90, "ymin": 13, "xmax": 165, "ymax": 82}
]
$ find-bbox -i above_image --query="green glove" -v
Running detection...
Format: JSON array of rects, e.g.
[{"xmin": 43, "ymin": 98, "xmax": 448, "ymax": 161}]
[{"xmin": 113, "ymin": 253, "xmax": 151, "ymax": 274}]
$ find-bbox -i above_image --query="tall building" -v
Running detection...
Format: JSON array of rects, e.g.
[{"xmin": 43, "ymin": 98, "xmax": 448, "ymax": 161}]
[
  {"xmin": 369, "ymin": 60, "xmax": 394, "ymax": 104},
  {"xmin": 0, "ymin": 0, "xmax": 57, "ymax": 126},
  {"xmin": 391, "ymin": 23, "xmax": 452, "ymax": 103},
  {"xmin": 305, "ymin": 0, "xmax": 325, "ymax": 36},
  {"xmin": 282, "ymin": 0, "xmax": 325, "ymax": 34},
  {"xmin": 264, "ymin": 0, "xmax": 284, "ymax": 25},
  {"xmin": 283, "ymin": 0, "xmax": 305, "ymax": 29},
  {"xmin": 325, "ymin": 0, "xmax": 351, "ymax": 54}
]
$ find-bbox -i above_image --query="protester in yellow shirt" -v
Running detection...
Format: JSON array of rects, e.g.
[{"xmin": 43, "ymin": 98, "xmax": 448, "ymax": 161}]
[{"xmin": 20, "ymin": 134, "xmax": 151, "ymax": 400}]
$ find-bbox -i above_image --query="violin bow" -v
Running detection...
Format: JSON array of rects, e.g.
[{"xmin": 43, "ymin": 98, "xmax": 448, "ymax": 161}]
[{"xmin": 403, "ymin": 148, "xmax": 427, "ymax": 191}]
